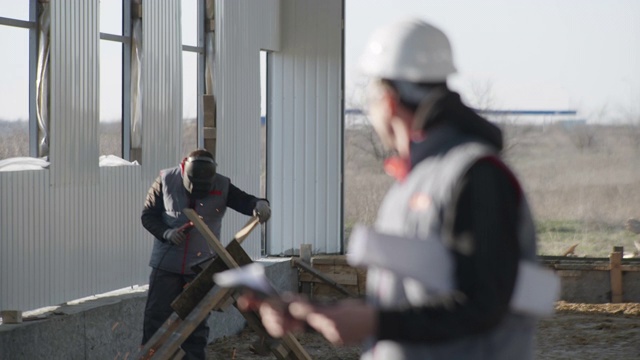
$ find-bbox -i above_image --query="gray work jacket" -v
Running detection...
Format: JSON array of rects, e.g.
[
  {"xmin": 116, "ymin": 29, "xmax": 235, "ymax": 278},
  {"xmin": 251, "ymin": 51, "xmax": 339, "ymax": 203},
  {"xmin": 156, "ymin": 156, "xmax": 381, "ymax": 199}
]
[
  {"xmin": 148, "ymin": 167, "xmax": 230, "ymax": 274},
  {"xmin": 362, "ymin": 141, "xmax": 537, "ymax": 360}
]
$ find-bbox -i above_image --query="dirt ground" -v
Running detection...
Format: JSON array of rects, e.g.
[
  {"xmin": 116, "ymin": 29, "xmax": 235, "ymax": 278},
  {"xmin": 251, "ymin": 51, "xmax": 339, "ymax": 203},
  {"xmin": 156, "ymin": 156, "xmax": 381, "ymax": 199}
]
[{"xmin": 206, "ymin": 302, "xmax": 640, "ymax": 360}]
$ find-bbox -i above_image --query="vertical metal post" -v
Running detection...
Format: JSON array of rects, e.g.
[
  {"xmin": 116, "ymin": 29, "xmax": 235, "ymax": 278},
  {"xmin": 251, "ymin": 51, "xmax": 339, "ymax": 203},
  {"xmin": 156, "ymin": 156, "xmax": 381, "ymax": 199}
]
[
  {"xmin": 196, "ymin": 0, "xmax": 206, "ymax": 148},
  {"xmin": 122, "ymin": 0, "xmax": 132, "ymax": 160},
  {"xmin": 29, "ymin": 0, "xmax": 38, "ymax": 157}
]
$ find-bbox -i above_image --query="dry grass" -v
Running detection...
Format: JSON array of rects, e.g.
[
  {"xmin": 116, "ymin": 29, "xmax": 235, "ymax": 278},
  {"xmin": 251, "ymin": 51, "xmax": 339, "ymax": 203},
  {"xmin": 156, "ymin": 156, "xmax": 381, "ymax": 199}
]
[
  {"xmin": 345, "ymin": 121, "xmax": 640, "ymax": 257},
  {"xmin": 0, "ymin": 119, "xmax": 199, "ymax": 159}
]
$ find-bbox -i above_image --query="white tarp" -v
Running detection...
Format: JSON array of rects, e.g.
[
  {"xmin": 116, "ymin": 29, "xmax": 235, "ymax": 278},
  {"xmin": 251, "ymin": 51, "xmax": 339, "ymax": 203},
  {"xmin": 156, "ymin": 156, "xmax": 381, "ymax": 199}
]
[
  {"xmin": 205, "ymin": 0, "xmax": 215, "ymax": 94},
  {"xmin": 36, "ymin": 3, "xmax": 51, "ymax": 157},
  {"xmin": 130, "ymin": 0, "xmax": 143, "ymax": 149},
  {"xmin": 99, "ymin": 155, "xmax": 139, "ymax": 167},
  {"xmin": 0, "ymin": 157, "xmax": 50, "ymax": 172}
]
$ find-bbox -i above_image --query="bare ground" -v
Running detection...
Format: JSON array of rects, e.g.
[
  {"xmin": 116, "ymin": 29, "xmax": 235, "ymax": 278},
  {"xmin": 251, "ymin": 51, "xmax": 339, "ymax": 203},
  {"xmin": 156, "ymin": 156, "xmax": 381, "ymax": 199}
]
[{"xmin": 206, "ymin": 302, "xmax": 640, "ymax": 360}]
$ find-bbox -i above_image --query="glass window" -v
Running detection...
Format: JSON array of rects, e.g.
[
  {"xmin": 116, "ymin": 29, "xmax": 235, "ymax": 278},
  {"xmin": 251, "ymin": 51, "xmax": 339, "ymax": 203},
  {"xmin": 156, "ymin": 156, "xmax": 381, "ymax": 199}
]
[
  {"xmin": 182, "ymin": 51, "xmax": 198, "ymax": 155},
  {"xmin": 0, "ymin": 0, "xmax": 30, "ymax": 21},
  {"xmin": 99, "ymin": 0, "xmax": 123, "ymax": 35},
  {"xmin": 181, "ymin": 0, "xmax": 198, "ymax": 47},
  {"xmin": 0, "ymin": 25, "xmax": 30, "ymax": 159},
  {"xmin": 99, "ymin": 39, "xmax": 123, "ymax": 157}
]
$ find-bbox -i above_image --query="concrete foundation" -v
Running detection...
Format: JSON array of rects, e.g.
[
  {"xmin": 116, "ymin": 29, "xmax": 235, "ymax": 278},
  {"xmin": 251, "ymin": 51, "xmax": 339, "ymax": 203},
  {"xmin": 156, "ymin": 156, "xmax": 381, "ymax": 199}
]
[
  {"xmin": 3, "ymin": 255, "xmax": 639, "ymax": 359},
  {"xmin": 0, "ymin": 258, "xmax": 296, "ymax": 360}
]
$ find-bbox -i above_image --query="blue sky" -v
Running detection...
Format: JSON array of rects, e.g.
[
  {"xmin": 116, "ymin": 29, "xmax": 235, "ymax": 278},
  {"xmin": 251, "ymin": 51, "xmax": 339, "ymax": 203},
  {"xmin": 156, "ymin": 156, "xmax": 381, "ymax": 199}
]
[
  {"xmin": 1, "ymin": 1, "xmax": 638, "ymax": 123},
  {"xmin": 346, "ymin": 0, "xmax": 640, "ymax": 122}
]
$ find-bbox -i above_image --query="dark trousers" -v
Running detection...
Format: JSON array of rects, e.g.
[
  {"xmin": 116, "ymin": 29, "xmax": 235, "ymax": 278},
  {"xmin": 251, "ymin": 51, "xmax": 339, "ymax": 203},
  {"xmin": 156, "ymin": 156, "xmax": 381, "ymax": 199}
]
[{"xmin": 142, "ymin": 268, "xmax": 209, "ymax": 360}]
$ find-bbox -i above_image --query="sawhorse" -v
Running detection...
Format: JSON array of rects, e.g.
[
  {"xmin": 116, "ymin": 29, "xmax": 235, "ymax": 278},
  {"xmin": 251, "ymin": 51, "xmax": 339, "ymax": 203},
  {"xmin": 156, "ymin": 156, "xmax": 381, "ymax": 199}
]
[{"xmin": 136, "ymin": 210, "xmax": 312, "ymax": 360}]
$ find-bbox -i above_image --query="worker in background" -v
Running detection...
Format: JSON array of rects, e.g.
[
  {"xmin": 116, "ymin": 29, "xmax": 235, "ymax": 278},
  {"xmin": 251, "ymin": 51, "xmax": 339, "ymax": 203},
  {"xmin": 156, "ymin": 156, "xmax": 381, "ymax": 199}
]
[
  {"xmin": 140, "ymin": 148, "xmax": 271, "ymax": 359},
  {"xmin": 239, "ymin": 18, "xmax": 540, "ymax": 360}
]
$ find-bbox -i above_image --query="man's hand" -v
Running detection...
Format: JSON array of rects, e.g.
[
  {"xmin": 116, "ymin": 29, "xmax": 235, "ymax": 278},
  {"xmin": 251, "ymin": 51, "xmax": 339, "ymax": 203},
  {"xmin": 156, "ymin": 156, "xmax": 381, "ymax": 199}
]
[
  {"xmin": 237, "ymin": 292, "xmax": 307, "ymax": 337},
  {"xmin": 254, "ymin": 200, "xmax": 271, "ymax": 223},
  {"xmin": 237, "ymin": 293, "xmax": 376, "ymax": 346},
  {"xmin": 289, "ymin": 299, "xmax": 377, "ymax": 346},
  {"xmin": 163, "ymin": 228, "xmax": 187, "ymax": 246}
]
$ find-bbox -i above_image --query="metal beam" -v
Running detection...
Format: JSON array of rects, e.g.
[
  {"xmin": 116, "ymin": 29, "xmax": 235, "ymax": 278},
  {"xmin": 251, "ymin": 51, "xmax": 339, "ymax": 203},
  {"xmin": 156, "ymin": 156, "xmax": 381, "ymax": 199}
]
[{"xmin": 0, "ymin": 16, "xmax": 36, "ymax": 29}]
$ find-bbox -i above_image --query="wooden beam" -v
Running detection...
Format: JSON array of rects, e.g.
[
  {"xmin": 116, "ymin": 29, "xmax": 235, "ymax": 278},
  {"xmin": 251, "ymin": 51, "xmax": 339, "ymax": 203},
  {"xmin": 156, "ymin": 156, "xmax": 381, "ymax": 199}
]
[
  {"xmin": 299, "ymin": 272, "xmax": 358, "ymax": 286},
  {"xmin": 293, "ymin": 259, "xmax": 358, "ymax": 297},
  {"xmin": 610, "ymin": 247, "xmax": 623, "ymax": 303},
  {"xmin": 171, "ymin": 239, "xmax": 253, "ymax": 319},
  {"xmin": 299, "ymin": 244, "xmax": 312, "ymax": 295},
  {"xmin": 136, "ymin": 313, "xmax": 183, "ymax": 360},
  {"xmin": 151, "ymin": 287, "xmax": 236, "ymax": 359},
  {"xmin": 202, "ymin": 95, "xmax": 216, "ymax": 155},
  {"xmin": 178, "ymin": 210, "xmax": 312, "ymax": 360},
  {"xmin": 184, "ymin": 209, "xmax": 239, "ymax": 269}
]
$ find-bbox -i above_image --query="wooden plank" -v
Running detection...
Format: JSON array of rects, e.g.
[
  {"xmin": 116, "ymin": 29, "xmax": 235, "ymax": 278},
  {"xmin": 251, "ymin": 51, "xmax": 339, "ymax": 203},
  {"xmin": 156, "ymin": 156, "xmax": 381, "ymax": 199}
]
[
  {"xmin": 184, "ymin": 209, "xmax": 239, "ymax": 269},
  {"xmin": 151, "ymin": 287, "xmax": 235, "ymax": 359},
  {"xmin": 311, "ymin": 255, "xmax": 349, "ymax": 266},
  {"xmin": 136, "ymin": 313, "xmax": 182, "ymax": 360},
  {"xmin": 203, "ymin": 127, "xmax": 216, "ymax": 139},
  {"xmin": 202, "ymin": 95, "xmax": 216, "ymax": 155},
  {"xmin": 299, "ymin": 272, "xmax": 358, "ymax": 286},
  {"xmin": 202, "ymin": 95, "xmax": 216, "ymax": 128},
  {"xmin": 171, "ymin": 240, "xmax": 254, "ymax": 319},
  {"xmin": 281, "ymin": 332, "xmax": 313, "ymax": 360},
  {"xmin": 170, "ymin": 211, "xmax": 311, "ymax": 360},
  {"xmin": 293, "ymin": 259, "xmax": 357, "ymax": 297},
  {"xmin": 300, "ymin": 244, "xmax": 312, "ymax": 295},
  {"xmin": 168, "ymin": 349, "xmax": 185, "ymax": 360},
  {"xmin": 0, "ymin": 310, "xmax": 22, "ymax": 324},
  {"xmin": 610, "ymin": 248, "xmax": 623, "ymax": 303}
]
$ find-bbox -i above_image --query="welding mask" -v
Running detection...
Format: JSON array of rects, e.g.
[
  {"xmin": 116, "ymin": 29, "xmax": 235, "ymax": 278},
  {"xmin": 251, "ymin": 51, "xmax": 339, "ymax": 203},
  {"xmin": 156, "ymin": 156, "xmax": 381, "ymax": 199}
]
[{"xmin": 182, "ymin": 156, "xmax": 217, "ymax": 198}]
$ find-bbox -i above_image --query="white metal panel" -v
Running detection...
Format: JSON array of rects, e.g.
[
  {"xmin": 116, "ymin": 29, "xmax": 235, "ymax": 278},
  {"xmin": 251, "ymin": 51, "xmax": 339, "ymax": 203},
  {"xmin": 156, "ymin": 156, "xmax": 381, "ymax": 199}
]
[
  {"xmin": 0, "ymin": 0, "xmax": 187, "ymax": 311},
  {"xmin": 214, "ymin": 0, "xmax": 280, "ymax": 259},
  {"xmin": 49, "ymin": 0, "xmax": 99, "ymax": 186},
  {"xmin": 0, "ymin": 0, "xmax": 343, "ymax": 312},
  {"xmin": 268, "ymin": 0, "xmax": 344, "ymax": 255},
  {"xmin": 140, "ymin": 0, "xmax": 183, "ymax": 178},
  {"xmin": 0, "ymin": 168, "xmax": 150, "ymax": 311}
]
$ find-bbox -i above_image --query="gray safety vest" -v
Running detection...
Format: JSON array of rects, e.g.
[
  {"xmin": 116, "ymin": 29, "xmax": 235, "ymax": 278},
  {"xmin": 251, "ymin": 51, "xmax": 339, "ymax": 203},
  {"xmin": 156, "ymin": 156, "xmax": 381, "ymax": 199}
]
[
  {"xmin": 148, "ymin": 166, "xmax": 230, "ymax": 274},
  {"xmin": 362, "ymin": 142, "xmax": 537, "ymax": 360}
]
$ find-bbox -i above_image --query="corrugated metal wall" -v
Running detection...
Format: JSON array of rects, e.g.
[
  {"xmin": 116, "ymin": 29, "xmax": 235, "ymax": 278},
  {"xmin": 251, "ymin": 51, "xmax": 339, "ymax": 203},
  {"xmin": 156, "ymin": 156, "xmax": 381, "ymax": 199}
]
[
  {"xmin": 214, "ymin": 0, "xmax": 281, "ymax": 256},
  {"xmin": 267, "ymin": 0, "xmax": 344, "ymax": 255},
  {"xmin": 0, "ymin": 0, "xmax": 183, "ymax": 311},
  {"xmin": 49, "ymin": 0, "xmax": 99, "ymax": 186},
  {"xmin": 0, "ymin": 0, "xmax": 344, "ymax": 311},
  {"xmin": 141, "ymin": 0, "xmax": 183, "ymax": 175},
  {"xmin": 214, "ymin": 0, "xmax": 344, "ymax": 256}
]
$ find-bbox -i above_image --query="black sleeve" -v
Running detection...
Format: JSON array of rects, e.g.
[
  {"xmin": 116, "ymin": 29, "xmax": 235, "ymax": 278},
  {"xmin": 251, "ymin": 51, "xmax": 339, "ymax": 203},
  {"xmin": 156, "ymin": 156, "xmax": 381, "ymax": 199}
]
[
  {"xmin": 141, "ymin": 176, "xmax": 170, "ymax": 242},
  {"xmin": 377, "ymin": 159, "xmax": 521, "ymax": 343},
  {"xmin": 226, "ymin": 182, "xmax": 267, "ymax": 216}
]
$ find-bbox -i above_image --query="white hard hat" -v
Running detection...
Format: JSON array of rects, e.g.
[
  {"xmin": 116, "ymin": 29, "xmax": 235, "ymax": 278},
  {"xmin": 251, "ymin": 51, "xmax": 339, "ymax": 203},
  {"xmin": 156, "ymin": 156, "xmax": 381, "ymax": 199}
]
[{"xmin": 359, "ymin": 18, "xmax": 456, "ymax": 83}]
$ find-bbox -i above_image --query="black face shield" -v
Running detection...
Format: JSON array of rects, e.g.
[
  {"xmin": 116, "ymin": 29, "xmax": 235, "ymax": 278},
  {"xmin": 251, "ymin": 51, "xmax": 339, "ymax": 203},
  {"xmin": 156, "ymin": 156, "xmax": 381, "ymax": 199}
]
[{"xmin": 182, "ymin": 156, "xmax": 217, "ymax": 198}]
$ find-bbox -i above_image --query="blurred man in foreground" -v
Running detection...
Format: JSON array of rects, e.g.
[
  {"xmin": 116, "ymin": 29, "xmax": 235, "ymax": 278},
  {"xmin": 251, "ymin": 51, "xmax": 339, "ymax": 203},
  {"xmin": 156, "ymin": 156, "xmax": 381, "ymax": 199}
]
[{"xmin": 240, "ymin": 18, "xmax": 552, "ymax": 360}]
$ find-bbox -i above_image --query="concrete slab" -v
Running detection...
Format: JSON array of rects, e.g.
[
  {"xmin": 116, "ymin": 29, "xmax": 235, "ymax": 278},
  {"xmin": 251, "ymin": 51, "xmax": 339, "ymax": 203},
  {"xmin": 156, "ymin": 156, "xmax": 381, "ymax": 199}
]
[{"xmin": 0, "ymin": 258, "xmax": 296, "ymax": 360}]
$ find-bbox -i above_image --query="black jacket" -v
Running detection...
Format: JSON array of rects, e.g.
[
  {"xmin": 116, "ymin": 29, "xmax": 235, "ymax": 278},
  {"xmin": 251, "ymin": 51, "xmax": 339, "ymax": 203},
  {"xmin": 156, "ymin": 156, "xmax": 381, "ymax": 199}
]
[{"xmin": 377, "ymin": 90, "xmax": 523, "ymax": 343}]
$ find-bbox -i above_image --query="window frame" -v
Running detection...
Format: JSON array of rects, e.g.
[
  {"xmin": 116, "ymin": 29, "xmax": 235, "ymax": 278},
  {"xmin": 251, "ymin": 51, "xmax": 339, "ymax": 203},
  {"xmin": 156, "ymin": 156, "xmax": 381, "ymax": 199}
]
[
  {"xmin": 0, "ymin": 1, "xmax": 38, "ymax": 157},
  {"xmin": 181, "ymin": 0, "xmax": 206, "ymax": 149},
  {"xmin": 99, "ymin": 0, "xmax": 132, "ymax": 160}
]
